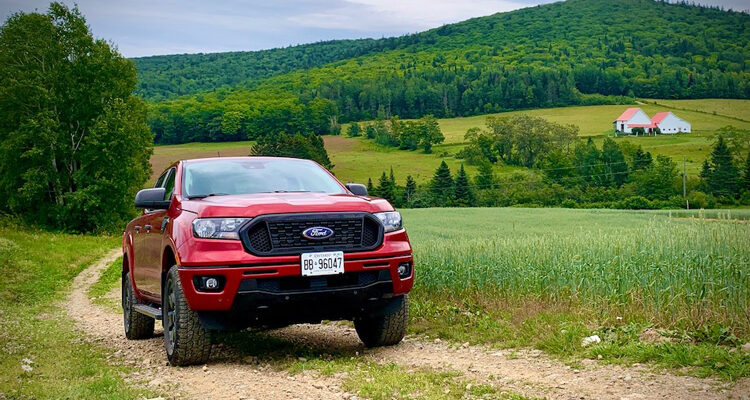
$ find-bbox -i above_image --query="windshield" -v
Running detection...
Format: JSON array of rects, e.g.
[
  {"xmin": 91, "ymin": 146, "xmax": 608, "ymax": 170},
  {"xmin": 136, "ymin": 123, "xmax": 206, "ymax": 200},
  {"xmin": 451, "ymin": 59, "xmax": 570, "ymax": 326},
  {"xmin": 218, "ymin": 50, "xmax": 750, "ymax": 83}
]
[{"xmin": 182, "ymin": 158, "xmax": 346, "ymax": 198}]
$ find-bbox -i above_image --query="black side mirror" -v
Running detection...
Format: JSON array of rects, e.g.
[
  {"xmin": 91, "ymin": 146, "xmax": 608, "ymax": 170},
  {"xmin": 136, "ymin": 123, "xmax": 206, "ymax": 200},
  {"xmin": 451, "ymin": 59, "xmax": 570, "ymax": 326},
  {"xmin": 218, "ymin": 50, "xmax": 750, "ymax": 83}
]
[
  {"xmin": 346, "ymin": 183, "xmax": 368, "ymax": 196},
  {"xmin": 135, "ymin": 188, "xmax": 170, "ymax": 209}
]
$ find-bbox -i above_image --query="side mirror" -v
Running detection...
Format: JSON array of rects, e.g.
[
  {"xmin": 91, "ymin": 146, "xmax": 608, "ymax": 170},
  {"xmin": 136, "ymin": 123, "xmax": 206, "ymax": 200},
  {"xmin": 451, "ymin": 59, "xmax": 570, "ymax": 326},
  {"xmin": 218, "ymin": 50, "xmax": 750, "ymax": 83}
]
[
  {"xmin": 135, "ymin": 188, "xmax": 170, "ymax": 209},
  {"xmin": 346, "ymin": 183, "xmax": 368, "ymax": 196}
]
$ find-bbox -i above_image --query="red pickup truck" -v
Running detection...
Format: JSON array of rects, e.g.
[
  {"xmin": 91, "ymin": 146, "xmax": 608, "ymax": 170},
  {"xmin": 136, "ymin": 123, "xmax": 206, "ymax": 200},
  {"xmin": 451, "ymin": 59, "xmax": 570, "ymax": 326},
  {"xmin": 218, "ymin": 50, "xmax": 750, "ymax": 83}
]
[{"xmin": 121, "ymin": 157, "xmax": 414, "ymax": 366}]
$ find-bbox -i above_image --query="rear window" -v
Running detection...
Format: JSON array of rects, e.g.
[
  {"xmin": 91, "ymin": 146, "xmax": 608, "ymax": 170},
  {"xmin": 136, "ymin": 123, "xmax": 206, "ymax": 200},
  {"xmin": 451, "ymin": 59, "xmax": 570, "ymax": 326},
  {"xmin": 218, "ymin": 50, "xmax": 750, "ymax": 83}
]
[{"xmin": 182, "ymin": 158, "xmax": 345, "ymax": 198}]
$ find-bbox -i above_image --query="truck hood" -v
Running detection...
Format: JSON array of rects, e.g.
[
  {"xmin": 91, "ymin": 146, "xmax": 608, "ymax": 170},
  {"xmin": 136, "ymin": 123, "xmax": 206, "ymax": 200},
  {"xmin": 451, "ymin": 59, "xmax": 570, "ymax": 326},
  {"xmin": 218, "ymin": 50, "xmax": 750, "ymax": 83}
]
[{"xmin": 180, "ymin": 192, "xmax": 394, "ymax": 217}]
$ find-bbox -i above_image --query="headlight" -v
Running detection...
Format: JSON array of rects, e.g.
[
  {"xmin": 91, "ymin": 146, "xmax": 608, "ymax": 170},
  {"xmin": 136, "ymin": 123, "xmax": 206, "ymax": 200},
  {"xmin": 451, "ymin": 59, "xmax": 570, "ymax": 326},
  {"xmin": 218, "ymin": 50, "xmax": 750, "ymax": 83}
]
[
  {"xmin": 374, "ymin": 211, "xmax": 402, "ymax": 233},
  {"xmin": 192, "ymin": 218, "xmax": 250, "ymax": 240}
]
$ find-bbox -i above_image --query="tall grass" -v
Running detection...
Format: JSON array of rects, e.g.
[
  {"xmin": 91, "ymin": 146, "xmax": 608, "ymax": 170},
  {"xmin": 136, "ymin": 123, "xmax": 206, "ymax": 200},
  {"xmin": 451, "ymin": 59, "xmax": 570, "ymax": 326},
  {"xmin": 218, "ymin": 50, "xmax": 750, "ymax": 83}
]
[{"xmin": 403, "ymin": 208, "xmax": 750, "ymax": 334}]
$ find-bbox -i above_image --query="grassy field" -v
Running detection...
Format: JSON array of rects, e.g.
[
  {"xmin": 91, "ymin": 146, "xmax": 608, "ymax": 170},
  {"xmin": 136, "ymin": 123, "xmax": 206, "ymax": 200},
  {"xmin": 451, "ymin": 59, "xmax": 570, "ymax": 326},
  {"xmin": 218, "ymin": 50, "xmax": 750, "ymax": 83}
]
[
  {"xmin": 434, "ymin": 100, "xmax": 750, "ymax": 143},
  {"xmin": 152, "ymin": 99, "xmax": 748, "ymax": 185},
  {"xmin": 644, "ymin": 99, "xmax": 750, "ymax": 122},
  {"xmin": 402, "ymin": 208, "xmax": 750, "ymax": 380},
  {"xmin": 0, "ymin": 222, "xmax": 157, "ymax": 399}
]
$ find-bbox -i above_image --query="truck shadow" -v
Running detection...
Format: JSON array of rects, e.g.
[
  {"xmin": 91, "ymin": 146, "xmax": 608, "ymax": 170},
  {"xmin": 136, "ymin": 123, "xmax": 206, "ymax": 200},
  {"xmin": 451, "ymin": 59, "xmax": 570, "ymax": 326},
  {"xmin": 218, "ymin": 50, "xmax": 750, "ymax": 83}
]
[{"xmin": 211, "ymin": 322, "xmax": 366, "ymax": 365}]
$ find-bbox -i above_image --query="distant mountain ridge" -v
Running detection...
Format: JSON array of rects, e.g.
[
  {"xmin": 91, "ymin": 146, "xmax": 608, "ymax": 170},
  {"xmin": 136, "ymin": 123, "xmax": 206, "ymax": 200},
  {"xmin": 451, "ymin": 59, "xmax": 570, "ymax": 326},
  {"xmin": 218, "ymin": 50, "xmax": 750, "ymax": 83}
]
[{"xmin": 141, "ymin": 0, "xmax": 750, "ymax": 144}]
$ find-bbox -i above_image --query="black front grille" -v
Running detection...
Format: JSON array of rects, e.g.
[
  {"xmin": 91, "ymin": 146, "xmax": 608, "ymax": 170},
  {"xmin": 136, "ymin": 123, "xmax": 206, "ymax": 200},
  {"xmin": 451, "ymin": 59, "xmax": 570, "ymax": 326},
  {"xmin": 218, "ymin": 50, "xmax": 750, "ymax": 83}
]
[
  {"xmin": 238, "ymin": 270, "xmax": 390, "ymax": 293},
  {"xmin": 240, "ymin": 212, "xmax": 384, "ymax": 256}
]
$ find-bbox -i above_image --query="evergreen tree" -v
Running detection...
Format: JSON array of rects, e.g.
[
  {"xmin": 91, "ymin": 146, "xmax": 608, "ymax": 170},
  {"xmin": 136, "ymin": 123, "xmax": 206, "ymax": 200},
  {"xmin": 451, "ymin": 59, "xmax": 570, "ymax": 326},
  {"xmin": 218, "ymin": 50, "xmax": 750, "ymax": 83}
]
[
  {"xmin": 631, "ymin": 146, "xmax": 653, "ymax": 171},
  {"xmin": 347, "ymin": 122, "xmax": 361, "ymax": 137},
  {"xmin": 475, "ymin": 161, "xmax": 496, "ymax": 189},
  {"xmin": 367, "ymin": 177, "xmax": 375, "ymax": 196},
  {"xmin": 376, "ymin": 171, "xmax": 395, "ymax": 202},
  {"xmin": 430, "ymin": 161, "xmax": 453, "ymax": 206},
  {"xmin": 744, "ymin": 151, "xmax": 750, "ymax": 192},
  {"xmin": 705, "ymin": 136, "xmax": 739, "ymax": 198},
  {"xmin": 403, "ymin": 175, "xmax": 417, "ymax": 207},
  {"xmin": 453, "ymin": 164, "xmax": 477, "ymax": 206}
]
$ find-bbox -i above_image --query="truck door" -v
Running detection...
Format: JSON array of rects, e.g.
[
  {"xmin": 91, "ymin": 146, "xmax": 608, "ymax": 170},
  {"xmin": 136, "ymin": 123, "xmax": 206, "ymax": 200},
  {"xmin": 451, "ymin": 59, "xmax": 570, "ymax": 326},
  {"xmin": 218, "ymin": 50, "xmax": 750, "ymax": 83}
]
[{"xmin": 133, "ymin": 169, "xmax": 171, "ymax": 298}]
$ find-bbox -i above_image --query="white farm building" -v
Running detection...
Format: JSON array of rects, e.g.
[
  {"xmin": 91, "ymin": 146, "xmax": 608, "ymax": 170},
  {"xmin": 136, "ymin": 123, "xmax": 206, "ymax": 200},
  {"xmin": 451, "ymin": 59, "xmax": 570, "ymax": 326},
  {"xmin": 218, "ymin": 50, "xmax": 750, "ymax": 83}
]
[
  {"xmin": 613, "ymin": 107, "xmax": 653, "ymax": 134},
  {"xmin": 613, "ymin": 108, "xmax": 691, "ymax": 135},
  {"xmin": 651, "ymin": 112, "xmax": 691, "ymax": 134}
]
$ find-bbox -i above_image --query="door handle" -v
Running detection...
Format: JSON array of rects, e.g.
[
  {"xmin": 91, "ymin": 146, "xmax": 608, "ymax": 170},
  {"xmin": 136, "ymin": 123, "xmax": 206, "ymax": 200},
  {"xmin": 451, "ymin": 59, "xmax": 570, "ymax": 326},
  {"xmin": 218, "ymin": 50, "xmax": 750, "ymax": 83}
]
[
  {"xmin": 134, "ymin": 225, "xmax": 141, "ymax": 233},
  {"xmin": 144, "ymin": 224, "xmax": 152, "ymax": 232}
]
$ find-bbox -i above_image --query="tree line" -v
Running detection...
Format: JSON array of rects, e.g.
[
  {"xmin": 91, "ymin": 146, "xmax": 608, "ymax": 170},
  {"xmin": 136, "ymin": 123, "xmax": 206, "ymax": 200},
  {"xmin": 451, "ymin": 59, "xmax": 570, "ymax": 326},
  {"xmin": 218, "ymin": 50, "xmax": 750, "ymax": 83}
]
[{"xmin": 141, "ymin": 0, "xmax": 750, "ymax": 144}]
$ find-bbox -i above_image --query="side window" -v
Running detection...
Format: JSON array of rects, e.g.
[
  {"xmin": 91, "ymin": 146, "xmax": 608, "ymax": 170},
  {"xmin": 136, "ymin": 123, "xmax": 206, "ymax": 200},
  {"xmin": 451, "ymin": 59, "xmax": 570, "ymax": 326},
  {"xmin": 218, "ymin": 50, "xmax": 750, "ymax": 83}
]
[
  {"xmin": 163, "ymin": 168, "xmax": 176, "ymax": 200},
  {"xmin": 154, "ymin": 170, "xmax": 168, "ymax": 188}
]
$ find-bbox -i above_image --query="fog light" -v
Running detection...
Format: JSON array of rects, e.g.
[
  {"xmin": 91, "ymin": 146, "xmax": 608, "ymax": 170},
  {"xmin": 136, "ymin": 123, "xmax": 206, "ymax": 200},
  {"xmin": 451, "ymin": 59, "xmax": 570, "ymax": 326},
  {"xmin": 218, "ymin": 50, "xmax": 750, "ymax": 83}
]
[
  {"xmin": 397, "ymin": 262, "xmax": 412, "ymax": 278},
  {"xmin": 194, "ymin": 276, "xmax": 224, "ymax": 292},
  {"xmin": 205, "ymin": 277, "xmax": 219, "ymax": 290}
]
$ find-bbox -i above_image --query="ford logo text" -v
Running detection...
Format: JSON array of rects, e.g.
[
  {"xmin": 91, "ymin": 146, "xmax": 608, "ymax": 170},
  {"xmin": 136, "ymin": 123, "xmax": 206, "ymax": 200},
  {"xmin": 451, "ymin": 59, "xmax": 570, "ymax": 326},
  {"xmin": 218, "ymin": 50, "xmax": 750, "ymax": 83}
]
[{"xmin": 302, "ymin": 226, "xmax": 334, "ymax": 240}]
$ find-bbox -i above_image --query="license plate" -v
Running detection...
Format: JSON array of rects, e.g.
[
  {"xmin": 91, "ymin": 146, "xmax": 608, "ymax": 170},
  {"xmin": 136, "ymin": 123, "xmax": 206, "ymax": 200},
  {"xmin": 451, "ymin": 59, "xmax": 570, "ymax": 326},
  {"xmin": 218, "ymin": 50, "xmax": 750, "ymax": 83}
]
[{"xmin": 300, "ymin": 251, "xmax": 344, "ymax": 277}]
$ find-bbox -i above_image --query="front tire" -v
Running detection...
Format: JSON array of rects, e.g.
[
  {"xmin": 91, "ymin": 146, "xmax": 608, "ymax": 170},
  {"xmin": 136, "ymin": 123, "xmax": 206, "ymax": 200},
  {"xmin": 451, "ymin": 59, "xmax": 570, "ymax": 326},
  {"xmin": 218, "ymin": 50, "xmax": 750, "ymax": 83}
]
[
  {"xmin": 354, "ymin": 295, "xmax": 409, "ymax": 348},
  {"xmin": 122, "ymin": 271, "xmax": 155, "ymax": 340},
  {"xmin": 163, "ymin": 265, "xmax": 212, "ymax": 366}
]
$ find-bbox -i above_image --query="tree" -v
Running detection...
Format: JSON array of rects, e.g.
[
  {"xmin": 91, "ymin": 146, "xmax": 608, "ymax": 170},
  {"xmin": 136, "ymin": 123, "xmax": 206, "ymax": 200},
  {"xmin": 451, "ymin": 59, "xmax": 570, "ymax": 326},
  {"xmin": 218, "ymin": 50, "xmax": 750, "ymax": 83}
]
[
  {"xmin": 744, "ymin": 151, "xmax": 750, "ymax": 192},
  {"xmin": 453, "ymin": 164, "xmax": 476, "ymax": 206},
  {"xmin": 631, "ymin": 155, "xmax": 679, "ymax": 200},
  {"xmin": 0, "ymin": 3, "xmax": 152, "ymax": 231},
  {"xmin": 631, "ymin": 146, "xmax": 653, "ymax": 171},
  {"xmin": 250, "ymin": 132, "xmax": 333, "ymax": 170},
  {"xmin": 403, "ymin": 175, "xmax": 417, "ymax": 207},
  {"xmin": 367, "ymin": 178, "xmax": 375, "ymax": 196},
  {"xmin": 418, "ymin": 115, "xmax": 444, "ymax": 153},
  {"xmin": 347, "ymin": 122, "xmax": 361, "ymax": 137},
  {"xmin": 474, "ymin": 161, "xmax": 496, "ymax": 189},
  {"xmin": 430, "ymin": 161, "xmax": 453, "ymax": 206},
  {"xmin": 702, "ymin": 136, "xmax": 739, "ymax": 198},
  {"xmin": 376, "ymin": 171, "xmax": 395, "ymax": 203},
  {"xmin": 600, "ymin": 138, "xmax": 628, "ymax": 187}
]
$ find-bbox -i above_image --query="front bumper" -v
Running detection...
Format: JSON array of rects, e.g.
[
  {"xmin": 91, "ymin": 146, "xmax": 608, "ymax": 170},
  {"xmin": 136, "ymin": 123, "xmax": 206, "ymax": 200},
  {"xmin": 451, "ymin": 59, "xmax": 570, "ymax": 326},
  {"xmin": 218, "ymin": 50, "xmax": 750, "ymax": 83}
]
[{"xmin": 176, "ymin": 230, "xmax": 414, "ymax": 313}]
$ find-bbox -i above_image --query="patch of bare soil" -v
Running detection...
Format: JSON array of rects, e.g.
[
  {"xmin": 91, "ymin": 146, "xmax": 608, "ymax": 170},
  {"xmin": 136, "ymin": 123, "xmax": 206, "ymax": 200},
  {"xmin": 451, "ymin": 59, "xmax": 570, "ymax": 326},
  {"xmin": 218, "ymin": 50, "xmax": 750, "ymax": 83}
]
[{"xmin": 67, "ymin": 250, "xmax": 749, "ymax": 399}]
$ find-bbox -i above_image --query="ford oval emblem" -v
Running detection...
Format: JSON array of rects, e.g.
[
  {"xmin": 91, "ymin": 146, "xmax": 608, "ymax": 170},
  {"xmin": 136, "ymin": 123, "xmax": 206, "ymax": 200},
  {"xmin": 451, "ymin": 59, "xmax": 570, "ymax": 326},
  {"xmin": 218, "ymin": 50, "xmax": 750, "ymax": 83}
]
[{"xmin": 302, "ymin": 226, "xmax": 334, "ymax": 240}]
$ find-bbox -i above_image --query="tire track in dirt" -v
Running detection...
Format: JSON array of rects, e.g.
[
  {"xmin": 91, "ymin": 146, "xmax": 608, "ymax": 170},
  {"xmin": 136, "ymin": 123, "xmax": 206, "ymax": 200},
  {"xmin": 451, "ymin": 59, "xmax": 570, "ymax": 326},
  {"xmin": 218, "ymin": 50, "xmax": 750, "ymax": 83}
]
[
  {"xmin": 67, "ymin": 250, "xmax": 749, "ymax": 399},
  {"xmin": 66, "ymin": 249, "xmax": 346, "ymax": 400}
]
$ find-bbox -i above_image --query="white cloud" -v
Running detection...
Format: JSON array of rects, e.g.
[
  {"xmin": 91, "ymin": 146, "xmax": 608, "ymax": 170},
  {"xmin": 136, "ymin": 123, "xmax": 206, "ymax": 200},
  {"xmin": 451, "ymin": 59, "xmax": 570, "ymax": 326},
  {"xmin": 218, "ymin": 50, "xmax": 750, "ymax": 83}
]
[{"xmin": 287, "ymin": 0, "xmax": 534, "ymax": 31}]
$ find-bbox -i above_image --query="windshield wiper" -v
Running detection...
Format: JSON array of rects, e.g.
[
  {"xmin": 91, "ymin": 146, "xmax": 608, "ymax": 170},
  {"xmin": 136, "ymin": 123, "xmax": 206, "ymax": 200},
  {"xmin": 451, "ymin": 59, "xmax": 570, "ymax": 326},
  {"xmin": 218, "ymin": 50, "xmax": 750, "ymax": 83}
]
[
  {"xmin": 271, "ymin": 190, "xmax": 311, "ymax": 193},
  {"xmin": 187, "ymin": 192, "xmax": 229, "ymax": 199}
]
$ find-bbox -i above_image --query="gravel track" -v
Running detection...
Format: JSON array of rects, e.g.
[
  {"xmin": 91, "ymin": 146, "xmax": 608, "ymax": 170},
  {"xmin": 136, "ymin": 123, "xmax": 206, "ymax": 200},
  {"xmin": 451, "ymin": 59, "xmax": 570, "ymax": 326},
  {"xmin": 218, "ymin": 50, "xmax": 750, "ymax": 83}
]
[{"xmin": 65, "ymin": 250, "xmax": 749, "ymax": 399}]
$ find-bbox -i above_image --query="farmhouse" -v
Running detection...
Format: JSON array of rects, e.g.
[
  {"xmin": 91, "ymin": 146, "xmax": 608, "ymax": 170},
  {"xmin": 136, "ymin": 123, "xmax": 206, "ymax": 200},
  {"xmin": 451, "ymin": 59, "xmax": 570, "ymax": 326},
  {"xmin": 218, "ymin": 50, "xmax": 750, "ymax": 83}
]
[
  {"xmin": 651, "ymin": 111, "xmax": 691, "ymax": 134},
  {"xmin": 613, "ymin": 107, "xmax": 654, "ymax": 134},
  {"xmin": 613, "ymin": 108, "xmax": 691, "ymax": 135}
]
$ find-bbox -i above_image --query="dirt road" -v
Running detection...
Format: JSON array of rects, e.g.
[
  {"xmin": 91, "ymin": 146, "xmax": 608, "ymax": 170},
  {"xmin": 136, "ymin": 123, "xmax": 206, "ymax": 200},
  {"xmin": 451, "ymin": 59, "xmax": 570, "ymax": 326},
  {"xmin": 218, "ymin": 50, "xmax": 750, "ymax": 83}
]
[{"xmin": 66, "ymin": 250, "xmax": 749, "ymax": 399}]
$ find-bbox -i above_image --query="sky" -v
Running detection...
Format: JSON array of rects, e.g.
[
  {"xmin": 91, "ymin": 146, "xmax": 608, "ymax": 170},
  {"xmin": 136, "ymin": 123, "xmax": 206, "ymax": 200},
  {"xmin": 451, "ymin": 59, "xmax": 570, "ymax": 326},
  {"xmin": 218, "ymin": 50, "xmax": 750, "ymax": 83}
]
[{"xmin": 0, "ymin": 0, "xmax": 747, "ymax": 58}]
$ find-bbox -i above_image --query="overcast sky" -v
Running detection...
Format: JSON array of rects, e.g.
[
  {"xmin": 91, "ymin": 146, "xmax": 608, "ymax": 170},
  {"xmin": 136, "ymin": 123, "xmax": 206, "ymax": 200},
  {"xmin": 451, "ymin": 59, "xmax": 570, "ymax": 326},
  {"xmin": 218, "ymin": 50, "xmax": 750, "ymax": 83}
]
[{"xmin": 1, "ymin": 0, "xmax": 747, "ymax": 58}]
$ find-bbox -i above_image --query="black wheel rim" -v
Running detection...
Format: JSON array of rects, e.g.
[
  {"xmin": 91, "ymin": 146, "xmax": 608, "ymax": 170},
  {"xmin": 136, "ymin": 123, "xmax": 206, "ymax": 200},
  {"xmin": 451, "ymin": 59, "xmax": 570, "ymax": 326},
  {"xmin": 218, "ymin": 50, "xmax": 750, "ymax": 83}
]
[
  {"xmin": 165, "ymin": 278, "xmax": 176, "ymax": 353},
  {"xmin": 122, "ymin": 277, "xmax": 131, "ymax": 331}
]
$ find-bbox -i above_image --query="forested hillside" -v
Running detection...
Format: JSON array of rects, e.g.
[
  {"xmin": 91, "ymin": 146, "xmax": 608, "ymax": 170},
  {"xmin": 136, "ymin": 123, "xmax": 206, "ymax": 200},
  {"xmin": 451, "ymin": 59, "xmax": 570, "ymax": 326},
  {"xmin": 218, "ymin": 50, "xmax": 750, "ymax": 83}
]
[{"xmin": 142, "ymin": 0, "xmax": 750, "ymax": 144}]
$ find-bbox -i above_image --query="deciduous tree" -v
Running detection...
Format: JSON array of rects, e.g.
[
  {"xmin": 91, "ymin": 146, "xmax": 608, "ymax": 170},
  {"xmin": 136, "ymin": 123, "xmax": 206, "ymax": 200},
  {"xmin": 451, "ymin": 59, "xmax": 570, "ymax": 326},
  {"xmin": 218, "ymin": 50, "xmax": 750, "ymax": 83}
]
[{"xmin": 0, "ymin": 3, "xmax": 152, "ymax": 231}]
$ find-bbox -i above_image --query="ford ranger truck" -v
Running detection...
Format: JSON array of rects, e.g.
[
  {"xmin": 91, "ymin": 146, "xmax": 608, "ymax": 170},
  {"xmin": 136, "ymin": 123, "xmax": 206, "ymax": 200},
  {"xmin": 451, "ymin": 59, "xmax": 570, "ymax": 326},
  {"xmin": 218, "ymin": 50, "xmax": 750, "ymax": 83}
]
[{"xmin": 121, "ymin": 157, "xmax": 414, "ymax": 366}]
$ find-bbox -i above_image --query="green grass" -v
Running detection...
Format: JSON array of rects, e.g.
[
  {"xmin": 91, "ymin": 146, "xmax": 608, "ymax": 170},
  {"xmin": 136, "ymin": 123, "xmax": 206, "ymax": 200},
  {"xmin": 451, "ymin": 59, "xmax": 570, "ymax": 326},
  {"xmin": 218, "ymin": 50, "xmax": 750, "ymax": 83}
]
[
  {"xmin": 155, "ymin": 100, "xmax": 748, "ymax": 185},
  {"xmin": 401, "ymin": 208, "xmax": 750, "ymax": 380},
  {"xmin": 88, "ymin": 256, "xmax": 123, "ymax": 312},
  {"xmin": 0, "ymin": 222, "xmax": 158, "ymax": 399},
  {"xmin": 643, "ymin": 99, "xmax": 750, "ymax": 122}
]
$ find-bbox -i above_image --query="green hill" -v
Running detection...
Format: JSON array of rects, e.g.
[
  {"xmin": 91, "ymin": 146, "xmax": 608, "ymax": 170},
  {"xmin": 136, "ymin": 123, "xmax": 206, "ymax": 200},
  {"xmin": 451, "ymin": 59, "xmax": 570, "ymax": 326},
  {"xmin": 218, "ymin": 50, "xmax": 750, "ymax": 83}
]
[{"xmin": 141, "ymin": 0, "xmax": 750, "ymax": 144}]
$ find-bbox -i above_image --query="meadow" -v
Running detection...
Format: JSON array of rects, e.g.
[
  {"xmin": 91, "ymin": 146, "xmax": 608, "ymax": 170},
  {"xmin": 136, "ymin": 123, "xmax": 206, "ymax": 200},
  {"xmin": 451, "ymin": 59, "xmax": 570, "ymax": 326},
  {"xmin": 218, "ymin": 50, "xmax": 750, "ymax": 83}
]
[
  {"xmin": 0, "ymin": 223, "xmax": 156, "ymax": 399},
  {"xmin": 149, "ymin": 99, "xmax": 748, "ymax": 185}
]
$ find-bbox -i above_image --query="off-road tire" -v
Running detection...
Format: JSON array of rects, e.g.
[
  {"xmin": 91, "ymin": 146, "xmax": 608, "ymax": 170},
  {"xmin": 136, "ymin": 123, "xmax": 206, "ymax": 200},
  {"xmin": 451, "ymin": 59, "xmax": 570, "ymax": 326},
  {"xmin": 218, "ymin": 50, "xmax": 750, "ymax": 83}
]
[
  {"xmin": 163, "ymin": 265, "xmax": 212, "ymax": 366},
  {"xmin": 122, "ymin": 271, "xmax": 155, "ymax": 340},
  {"xmin": 354, "ymin": 295, "xmax": 409, "ymax": 347}
]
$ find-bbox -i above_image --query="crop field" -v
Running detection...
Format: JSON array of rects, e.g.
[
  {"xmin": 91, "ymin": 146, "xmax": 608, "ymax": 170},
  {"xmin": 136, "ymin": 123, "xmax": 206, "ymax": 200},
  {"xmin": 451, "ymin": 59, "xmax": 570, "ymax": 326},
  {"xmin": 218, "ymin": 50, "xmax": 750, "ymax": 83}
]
[{"xmin": 403, "ymin": 208, "xmax": 750, "ymax": 378}]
